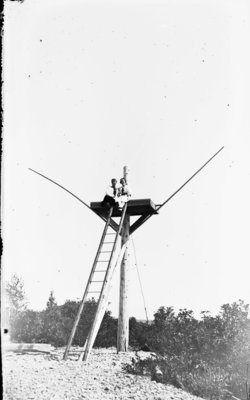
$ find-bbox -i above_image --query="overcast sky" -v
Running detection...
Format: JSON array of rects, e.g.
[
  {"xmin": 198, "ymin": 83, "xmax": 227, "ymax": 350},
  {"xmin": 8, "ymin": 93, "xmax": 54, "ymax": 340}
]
[{"xmin": 3, "ymin": 0, "xmax": 250, "ymax": 320}]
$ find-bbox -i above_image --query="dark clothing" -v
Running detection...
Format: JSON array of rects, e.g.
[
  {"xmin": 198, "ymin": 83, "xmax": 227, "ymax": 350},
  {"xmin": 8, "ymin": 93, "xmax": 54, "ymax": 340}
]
[{"xmin": 101, "ymin": 195, "xmax": 118, "ymax": 208}]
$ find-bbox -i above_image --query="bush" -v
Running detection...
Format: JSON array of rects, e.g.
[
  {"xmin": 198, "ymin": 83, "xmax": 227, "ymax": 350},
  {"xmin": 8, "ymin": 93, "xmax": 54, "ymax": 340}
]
[
  {"xmin": 95, "ymin": 310, "xmax": 117, "ymax": 347},
  {"xmin": 125, "ymin": 300, "xmax": 250, "ymax": 400},
  {"xmin": 10, "ymin": 310, "xmax": 43, "ymax": 343},
  {"xmin": 8, "ymin": 295, "xmax": 118, "ymax": 348},
  {"xmin": 124, "ymin": 354, "xmax": 232, "ymax": 398},
  {"xmin": 129, "ymin": 317, "xmax": 150, "ymax": 349}
]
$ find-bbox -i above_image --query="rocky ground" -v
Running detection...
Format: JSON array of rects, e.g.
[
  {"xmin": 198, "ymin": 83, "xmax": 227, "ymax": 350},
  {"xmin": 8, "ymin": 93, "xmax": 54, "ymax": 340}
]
[{"xmin": 3, "ymin": 347, "xmax": 202, "ymax": 400}]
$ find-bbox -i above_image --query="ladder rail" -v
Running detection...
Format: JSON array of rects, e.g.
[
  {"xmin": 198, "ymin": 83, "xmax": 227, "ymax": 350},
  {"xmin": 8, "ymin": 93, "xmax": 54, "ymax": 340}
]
[
  {"xmin": 63, "ymin": 207, "xmax": 114, "ymax": 360},
  {"xmin": 77, "ymin": 243, "xmax": 127, "ymax": 363},
  {"xmin": 81, "ymin": 203, "xmax": 128, "ymax": 361}
]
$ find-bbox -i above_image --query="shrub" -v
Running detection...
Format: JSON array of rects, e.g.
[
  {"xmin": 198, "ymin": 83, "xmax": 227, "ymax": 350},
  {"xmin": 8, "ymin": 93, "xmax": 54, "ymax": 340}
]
[
  {"xmin": 125, "ymin": 300, "xmax": 250, "ymax": 400},
  {"xmin": 95, "ymin": 310, "xmax": 117, "ymax": 347},
  {"xmin": 129, "ymin": 317, "xmax": 150, "ymax": 349},
  {"xmin": 8, "ymin": 295, "xmax": 118, "ymax": 348},
  {"xmin": 10, "ymin": 310, "xmax": 43, "ymax": 343}
]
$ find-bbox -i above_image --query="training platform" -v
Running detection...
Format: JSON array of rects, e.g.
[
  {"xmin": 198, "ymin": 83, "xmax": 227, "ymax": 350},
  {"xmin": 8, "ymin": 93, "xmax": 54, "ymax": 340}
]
[
  {"xmin": 90, "ymin": 199, "xmax": 158, "ymax": 217},
  {"xmin": 90, "ymin": 199, "xmax": 158, "ymax": 234}
]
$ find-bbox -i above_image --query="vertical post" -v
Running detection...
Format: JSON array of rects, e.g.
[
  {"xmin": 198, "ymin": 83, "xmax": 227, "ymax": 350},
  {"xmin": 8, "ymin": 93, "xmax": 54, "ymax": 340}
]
[
  {"xmin": 123, "ymin": 165, "xmax": 128, "ymax": 183},
  {"xmin": 117, "ymin": 166, "xmax": 130, "ymax": 352}
]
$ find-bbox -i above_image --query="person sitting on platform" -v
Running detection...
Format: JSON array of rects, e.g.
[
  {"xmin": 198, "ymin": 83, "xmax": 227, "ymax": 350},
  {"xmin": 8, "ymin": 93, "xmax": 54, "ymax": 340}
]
[
  {"xmin": 117, "ymin": 178, "xmax": 132, "ymax": 208},
  {"xmin": 101, "ymin": 178, "xmax": 119, "ymax": 209}
]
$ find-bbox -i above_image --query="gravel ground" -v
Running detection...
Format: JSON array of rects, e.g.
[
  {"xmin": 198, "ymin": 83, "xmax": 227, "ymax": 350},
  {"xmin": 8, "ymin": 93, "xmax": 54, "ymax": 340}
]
[{"xmin": 3, "ymin": 347, "xmax": 202, "ymax": 400}]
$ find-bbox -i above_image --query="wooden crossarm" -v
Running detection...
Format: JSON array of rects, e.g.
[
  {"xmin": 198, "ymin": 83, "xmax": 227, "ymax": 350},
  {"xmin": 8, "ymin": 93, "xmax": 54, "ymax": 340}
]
[{"xmin": 130, "ymin": 212, "xmax": 155, "ymax": 235}]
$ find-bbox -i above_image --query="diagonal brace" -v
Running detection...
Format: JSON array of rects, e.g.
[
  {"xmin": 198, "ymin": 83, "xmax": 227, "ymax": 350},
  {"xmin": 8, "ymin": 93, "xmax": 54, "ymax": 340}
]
[
  {"xmin": 95, "ymin": 211, "xmax": 119, "ymax": 232},
  {"xmin": 130, "ymin": 146, "xmax": 224, "ymax": 234},
  {"xmin": 130, "ymin": 212, "xmax": 153, "ymax": 235}
]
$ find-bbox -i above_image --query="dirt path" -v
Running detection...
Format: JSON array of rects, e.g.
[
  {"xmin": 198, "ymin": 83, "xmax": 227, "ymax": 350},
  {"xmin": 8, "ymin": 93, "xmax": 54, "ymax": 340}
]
[{"xmin": 3, "ymin": 347, "xmax": 202, "ymax": 400}]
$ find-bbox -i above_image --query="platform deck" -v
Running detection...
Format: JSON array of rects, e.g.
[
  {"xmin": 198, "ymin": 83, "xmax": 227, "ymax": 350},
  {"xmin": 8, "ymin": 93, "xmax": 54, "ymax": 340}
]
[{"xmin": 90, "ymin": 199, "xmax": 158, "ymax": 218}]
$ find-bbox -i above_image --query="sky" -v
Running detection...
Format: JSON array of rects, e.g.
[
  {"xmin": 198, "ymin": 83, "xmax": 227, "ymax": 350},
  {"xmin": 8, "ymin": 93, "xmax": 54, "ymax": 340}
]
[{"xmin": 3, "ymin": 0, "xmax": 250, "ymax": 320}]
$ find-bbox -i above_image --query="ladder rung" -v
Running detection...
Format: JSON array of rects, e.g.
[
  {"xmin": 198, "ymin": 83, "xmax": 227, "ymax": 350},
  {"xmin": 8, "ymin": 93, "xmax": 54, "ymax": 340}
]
[
  {"xmin": 100, "ymin": 251, "xmax": 112, "ymax": 253},
  {"xmin": 95, "ymin": 270, "xmax": 106, "ymax": 272},
  {"xmin": 97, "ymin": 260, "xmax": 109, "ymax": 262},
  {"xmin": 103, "ymin": 242, "xmax": 114, "ymax": 244},
  {"xmin": 88, "ymin": 291, "xmax": 101, "ymax": 293},
  {"xmin": 106, "ymin": 233, "xmax": 116, "ymax": 235},
  {"xmin": 91, "ymin": 281, "xmax": 103, "ymax": 283}
]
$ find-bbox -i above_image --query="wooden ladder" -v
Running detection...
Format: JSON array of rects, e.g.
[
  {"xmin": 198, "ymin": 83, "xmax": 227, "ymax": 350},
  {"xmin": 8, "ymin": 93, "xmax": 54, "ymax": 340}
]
[{"xmin": 63, "ymin": 203, "xmax": 128, "ymax": 361}]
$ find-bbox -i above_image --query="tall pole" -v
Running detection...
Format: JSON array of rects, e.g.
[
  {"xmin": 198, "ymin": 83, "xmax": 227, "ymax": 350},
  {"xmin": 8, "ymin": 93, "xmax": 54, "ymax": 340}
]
[{"xmin": 117, "ymin": 166, "xmax": 130, "ymax": 352}]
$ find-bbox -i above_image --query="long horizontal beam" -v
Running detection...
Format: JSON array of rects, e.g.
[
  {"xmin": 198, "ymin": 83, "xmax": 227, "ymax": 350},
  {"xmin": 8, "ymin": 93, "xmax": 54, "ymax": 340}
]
[
  {"xmin": 130, "ymin": 146, "xmax": 224, "ymax": 234},
  {"xmin": 28, "ymin": 168, "xmax": 118, "ymax": 231}
]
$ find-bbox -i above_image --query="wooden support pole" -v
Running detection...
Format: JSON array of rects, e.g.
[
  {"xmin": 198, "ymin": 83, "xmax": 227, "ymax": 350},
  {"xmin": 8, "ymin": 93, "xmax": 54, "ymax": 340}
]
[
  {"xmin": 117, "ymin": 165, "xmax": 130, "ymax": 352},
  {"xmin": 117, "ymin": 213, "xmax": 130, "ymax": 352}
]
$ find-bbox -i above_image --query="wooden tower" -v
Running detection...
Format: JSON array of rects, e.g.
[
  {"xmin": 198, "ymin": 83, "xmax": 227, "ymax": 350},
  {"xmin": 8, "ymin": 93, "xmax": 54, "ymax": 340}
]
[
  {"xmin": 89, "ymin": 166, "xmax": 158, "ymax": 355},
  {"xmin": 65, "ymin": 165, "xmax": 159, "ymax": 361},
  {"xmin": 29, "ymin": 146, "xmax": 224, "ymax": 362}
]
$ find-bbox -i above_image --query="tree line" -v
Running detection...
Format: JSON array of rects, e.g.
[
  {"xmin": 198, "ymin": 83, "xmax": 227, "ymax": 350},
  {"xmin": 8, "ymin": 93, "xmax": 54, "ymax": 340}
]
[
  {"xmin": 4, "ymin": 275, "xmax": 250, "ymax": 400},
  {"xmin": 4, "ymin": 275, "xmax": 117, "ymax": 347}
]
